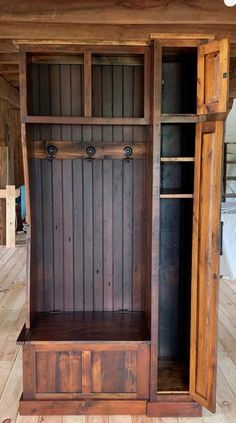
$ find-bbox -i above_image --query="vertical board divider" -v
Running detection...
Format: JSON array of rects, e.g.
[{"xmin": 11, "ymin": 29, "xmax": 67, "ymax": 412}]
[
  {"xmin": 149, "ymin": 40, "xmax": 162, "ymax": 401},
  {"xmin": 19, "ymin": 46, "xmax": 32, "ymax": 327},
  {"xmin": 144, "ymin": 48, "xmax": 151, "ymax": 121},
  {"xmin": 84, "ymin": 52, "xmax": 92, "ymax": 117},
  {"xmin": 19, "ymin": 49, "xmax": 29, "ymax": 119}
]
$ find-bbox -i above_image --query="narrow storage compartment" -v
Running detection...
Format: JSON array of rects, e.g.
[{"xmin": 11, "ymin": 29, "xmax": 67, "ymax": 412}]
[
  {"xmin": 29, "ymin": 54, "xmax": 84, "ymax": 116},
  {"xmin": 162, "ymin": 48, "xmax": 197, "ymax": 114},
  {"xmin": 158, "ymin": 198, "xmax": 193, "ymax": 392}
]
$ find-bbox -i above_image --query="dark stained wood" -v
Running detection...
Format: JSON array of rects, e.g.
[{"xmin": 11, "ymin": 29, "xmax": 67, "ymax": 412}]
[
  {"xmin": 84, "ymin": 52, "xmax": 92, "ymax": 117},
  {"xmin": 83, "ymin": 159, "xmax": 94, "ymax": 311},
  {"xmin": 19, "ymin": 398, "xmax": 147, "ymax": 415},
  {"xmin": 19, "ymin": 38, "xmax": 228, "ymax": 416},
  {"xmin": 93, "ymin": 160, "xmax": 103, "ymax": 311},
  {"xmin": 149, "ymin": 39, "xmax": 161, "ymax": 401},
  {"xmin": 56, "ymin": 351, "xmax": 82, "ymax": 393},
  {"xmin": 18, "ymin": 311, "xmax": 150, "ymax": 343},
  {"xmin": 29, "ymin": 141, "xmax": 147, "ymax": 160},
  {"xmin": 158, "ymin": 359, "xmax": 189, "ymax": 392},
  {"xmin": 20, "ymin": 340, "xmax": 150, "ymax": 402},
  {"xmin": 22, "ymin": 344, "xmax": 36, "ymax": 399},
  {"xmin": 36, "ymin": 351, "xmax": 56, "ymax": 393},
  {"xmin": 73, "ymin": 159, "xmax": 84, "ymax": 311},
  {"xmin": 147, "ymin": 399, "xmax": 202, "ymax": 417}
]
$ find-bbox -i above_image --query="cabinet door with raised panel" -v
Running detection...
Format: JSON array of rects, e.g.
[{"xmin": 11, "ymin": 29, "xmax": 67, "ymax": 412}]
[
  {"xmin": 197, "ymin": 38, "xmax": 229, "ymax": 114},
  {"xmin": 190, "ymin": 121, "xmax": 224, "ymax": 412}
]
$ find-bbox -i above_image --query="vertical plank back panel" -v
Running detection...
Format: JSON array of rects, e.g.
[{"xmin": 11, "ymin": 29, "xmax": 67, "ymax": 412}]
[{"xmin": 28, "ymin": 53, "xmax": 148, "ymax": 314}]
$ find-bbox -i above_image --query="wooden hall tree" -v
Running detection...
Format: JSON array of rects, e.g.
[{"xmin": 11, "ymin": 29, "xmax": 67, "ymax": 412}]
[{"xmin": 17, "ymin": 35, "xmax": 229, "ymax": 417}]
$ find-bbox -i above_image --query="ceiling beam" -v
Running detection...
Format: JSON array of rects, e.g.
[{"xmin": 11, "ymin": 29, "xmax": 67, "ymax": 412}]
[
  {"xmin": 0, "ymin": 0, "xmax": 236, "ymax": 25},
  {"xmin": 0, "ymin": 22, "xmax": 236, "ymax": 44},
  {"xmin": 0, "ymin": 75, "xmax": 19, "ymax": 107}
]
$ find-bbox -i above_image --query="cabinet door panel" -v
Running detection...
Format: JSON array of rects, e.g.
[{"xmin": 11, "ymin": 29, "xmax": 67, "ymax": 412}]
[
  {"xmin": 24, "ymin": 343, "xmax": 149, "ymax": 400},
  {"xmin": 91, "ymin": 350, "xmax": 137, "ymax": 393},
  {"xmin": 197, "ymin": 39, "xmax": 229, "ymax": 114},
  {"xmin": 190, "ymin": 121, "xmax": 223, "ymax": 412},
  {"xmin": 36, "ymin": 351, "xmax": 83, "ymax": 394}
]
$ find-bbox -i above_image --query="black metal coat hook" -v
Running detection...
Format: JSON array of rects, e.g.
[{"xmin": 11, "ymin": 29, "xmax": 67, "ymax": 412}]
[
  {"xmin": 85, "ymin": 145, "xmax": 96, "ymax": 160},
  {"xmin": 123, "ymin": 146, "xmax": 133, "ymax": 162},
  {"xmin": 46, "ymin": 145, "xmax": 58, "ymax": 161}
]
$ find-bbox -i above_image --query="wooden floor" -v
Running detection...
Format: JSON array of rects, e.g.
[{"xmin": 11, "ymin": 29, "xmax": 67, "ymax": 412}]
[{"xmin": 0, "ymin": 243, "xmax": 236, "ymax": 423}]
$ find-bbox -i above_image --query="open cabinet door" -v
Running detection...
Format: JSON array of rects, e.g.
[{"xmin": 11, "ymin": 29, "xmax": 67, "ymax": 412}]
[
  {"xmin": 190, "ymin": 121, "xmax": 224, "ymax": 412},
  {"xmin": 197, "ymin": 39, "xmax": 229, "ymax": 114}
]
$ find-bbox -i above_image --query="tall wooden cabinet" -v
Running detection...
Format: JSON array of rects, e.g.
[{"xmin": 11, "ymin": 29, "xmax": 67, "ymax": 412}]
[{"xmin": 17, "ymin": 36, "xmax": 229, "ymax": 417}]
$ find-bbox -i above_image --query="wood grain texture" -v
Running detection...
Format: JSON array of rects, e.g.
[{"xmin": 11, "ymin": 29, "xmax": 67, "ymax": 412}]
[
  {"xmin": 197, "ymin": 39, "xmax": 229, "ymax": 114},
  {"xmin": 190, "ymin": 122, "xmax": 224, "ymax": 412},
  {"xmin": 1, "ymin": 0, "xmax": 236, "ymax": 24},
  {"xmin": 27, "ymin": 53, "xmax": 148, "ymax": 313},
  {"xmin": 19, "ymin": 399, "xmax": 147, "ymax": 416}
]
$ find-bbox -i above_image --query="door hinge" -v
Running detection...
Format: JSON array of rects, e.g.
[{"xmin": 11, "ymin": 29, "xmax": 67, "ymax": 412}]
[{"xmin": 220, "ymin": 221, "xmax": 224, "ymax": 255}]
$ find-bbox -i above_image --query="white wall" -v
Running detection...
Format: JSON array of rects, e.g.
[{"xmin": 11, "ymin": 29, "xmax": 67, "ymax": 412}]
[{"xmin": 225, "ymin": 100, "xmax": 236, "ymax": 201}]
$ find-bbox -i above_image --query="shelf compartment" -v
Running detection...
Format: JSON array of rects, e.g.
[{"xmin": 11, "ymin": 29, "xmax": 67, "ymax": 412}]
[
  {"xmin": 159, "ymin": 198, "xmax": 193, "ymax": 392},
  {"xmin": 29, "ymin": 58, "xmax": 84, "ymax": 117},
  {"xmin": 92, "ymin": 53, "xmax": 145, "ymax": 119},
  {"xmin": 161, "ymin": 123, "xmax": 195, "ymax": 158},
  {"xmin": 161, "ymin": 162, "xmax": 194, "ymax": 195},
  {"xmin": 17, "ymin": 311, "xmax": 150, "ymax": 343},
  {"xmin": 162, "ymin": 47, "xmax": 197, "ymax": 114},
  {"xmin": 157, "ymin": 359, "xmax": 189, "ymax": 393}
]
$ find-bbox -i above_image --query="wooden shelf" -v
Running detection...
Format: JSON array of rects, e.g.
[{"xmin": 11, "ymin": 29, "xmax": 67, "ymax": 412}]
[
  {"xmin": 160, "ymin": 157, "xmax": 194, "ymax": 162},
  {"xmin": 160, "ymin": 194, "xmax": 193, "ymax": 198},
  {"xmin": 17, "ymin": 311, "xmax": 150, "ymax": 344},
  {"xmin": 22, "ymin": 116, "xmax": 149, "ymax": 125},
  {"xmin": 160, "ymin": 114, "xmax": 198, "ymax": 123},
  {"xmin": 157, "ymin": 359, "xmax": 189, "ymax": 393},
  {"xmin": 160, "ymin": 189, "xmax": 193, "ymax": 198}
]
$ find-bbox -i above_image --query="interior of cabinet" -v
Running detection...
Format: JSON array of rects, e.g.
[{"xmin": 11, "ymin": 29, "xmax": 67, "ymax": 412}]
[
  {"xmin": 162, "ymin": 47, "xmax": 197, "ymax": 114},
  {"xmin": 23, "ymin": 44, "xmax": 199, "ymax": 396},
  {"xmin": 26, "ymin": 49, "xmax": 151, "ymax": 342},
  {"xmin": 157, "ymin": 47, "xmax": 197, "ymax": 393}
]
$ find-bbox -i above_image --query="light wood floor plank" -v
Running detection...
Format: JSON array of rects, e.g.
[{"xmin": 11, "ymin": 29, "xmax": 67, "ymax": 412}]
[
  {"xmin": 15, "ymin": 413, "xmax": 40, "ymax": 423},
  {"xmin": 63, "ymin": 417, "xmax": 86, "ymax": 423},
  {"xmin": 216, "ymin": 370, "xmax": 236, "ymax": 423},
  {"xmin": 217, "ymin": 346, "xmax": 236, "ymax": 397},
  {"xmin": 0, "ymin": 349, "xmax": 22, "ymax": 423}
]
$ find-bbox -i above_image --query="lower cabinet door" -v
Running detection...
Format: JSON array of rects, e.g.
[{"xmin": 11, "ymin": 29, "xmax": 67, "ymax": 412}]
[{"xmin": 23, "ymin": 343, "xmax": 150, "ymax": 400}]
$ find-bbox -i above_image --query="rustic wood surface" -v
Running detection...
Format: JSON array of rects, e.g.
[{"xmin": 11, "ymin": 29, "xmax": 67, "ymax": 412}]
[{"xmin": 0, "ymin": 241, "xmax": 236, "ymax": 421}]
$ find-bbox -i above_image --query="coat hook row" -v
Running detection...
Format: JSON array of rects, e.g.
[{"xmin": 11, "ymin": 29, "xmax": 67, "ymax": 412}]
[{"xmin": 45, "ymin": 144, "xmax": 134, "ymax": 161}]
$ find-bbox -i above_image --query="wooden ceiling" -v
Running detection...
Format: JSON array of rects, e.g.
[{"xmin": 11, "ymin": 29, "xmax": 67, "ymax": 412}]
[{"xmin": 0, "ymin": 0, "xmax": 236, "ymax": 95}]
